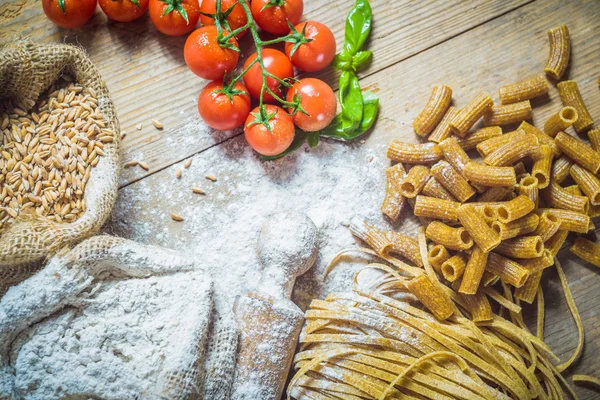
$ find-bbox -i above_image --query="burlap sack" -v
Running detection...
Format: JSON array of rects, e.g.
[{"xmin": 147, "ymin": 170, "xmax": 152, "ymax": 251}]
[{"xmin": 0, "ymin": 40, "xmax": 120, "ymax": 295}]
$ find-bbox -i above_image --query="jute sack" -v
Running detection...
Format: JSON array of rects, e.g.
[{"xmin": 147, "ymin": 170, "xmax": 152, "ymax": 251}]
[{"xmin": 0, "ymin": 40, "xmax": 121, "ymax": 294}]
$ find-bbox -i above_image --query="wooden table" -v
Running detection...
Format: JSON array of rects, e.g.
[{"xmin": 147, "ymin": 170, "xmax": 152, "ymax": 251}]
[{"xmin": 2, "ymin": 0, "xmax": 599, "ymax": 398}]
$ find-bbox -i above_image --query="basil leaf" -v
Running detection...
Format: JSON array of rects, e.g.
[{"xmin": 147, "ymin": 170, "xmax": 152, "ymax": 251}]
[
  {"xmin": 343, "ymin": 0, "xmax": 373, "ymax": 56},
  {"xmin": 320, "ymin": 92, "xmax": 378, "ymax": 141},
  {"xmin": 351, "ymin": 50, "xmax": 372, "ymax": 70},
  {"xmin": 307, "ymin": 132, "xmax": 320, "ymax": 148},
  {"xmin": 332, "ymin": 52, "xmax": 352, "ymax": 71},
  {"xmin": 359, "ymin": 91, "xmax": 379, "ymax": 132},
  {"xmin": 339, "ymin": 71, "xmax": 363, "ymax": 132},
  {"xmin": 262, "ymin": 130, "xmax": 308, "ymax": 161}
]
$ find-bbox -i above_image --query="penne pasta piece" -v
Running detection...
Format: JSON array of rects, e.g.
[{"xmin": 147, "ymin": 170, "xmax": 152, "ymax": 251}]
[
  {"xmin": 457, "ymin": 204, "xmax": 501, "ymax": 253},
  {"xmin": 531, "ymin": 145, "xmax": 553, "ymax": 189},
  {"xmin": 495, "ymin": 236, "xmax": 544, "ymax": 259},
  {"xmin": 484, "ymin": 132, "xmax": 539, "ymax": 166},
  {"xmin": 428, "ymin": 244, "xmax": 451, "ymax": 274},
  {"xmin": 398, "ymin": 165, "xmax": 430, "ymax": 198},
  {"xmin": 497, "ymin": 195, "xmax": 536, "ymax": 223},
  {"xmin": 470, "ymin": 202, "xmax": 498, "ymax": 224},
  {"xmin": 430, "ymin": 160, "xmax": 476, "ymax": 202},
  {"xmin": 541, "ymin": 180, "xmax": 589, "ymax": 214},
  {"xmin": 428, "ymin": 106, "xmax": 459, "ymax": 143},
  {"xmin": 486, "ymin": 252, "xmax": 530, "ymax": 288},
  {"xmin": 519, "ymin": 121, "xmax": 561, "ymax": 157},
  {"xmin": 544, "ymin": 25, "xmax": 570, "ymax": 80},
  {"xmin": 491, "ymin": 213, "xmax": 539, "ymax": 240},
  {"xmin": 557, "ymin": 80, "xmax": 594, "ymax": 133},
  {"xmin": 463, "ymin": 161, "xmax": 516, "ymax": 187},
  {"xmin": 482, "ymin": 271, "xmax": 499, "ymax": 287},
  {"xmin": 532, "ymin": 211, "xmax": 561, "ymax": 241},
  {"xmin": 413, "ymin": 85, "xmax": 453, "ymax": 137},
  {"xmin": 407, "ymin": 197, "xmax": 433, "ymax": 226},
  {"xmin": 555, "ymin": 131, "xmax": 600, "ymax": 173},
  {"xmin": 545, "ymin": 229, "xmax": 570, "ymax": 257},
  {"xmin": 425, "ymin": 221, "xmax": 473, "ymax": 251},
  {"xmin": 516, "ymin": 175, "xmax": 539, "ymax": 208},
  {"xmin": 477, "ymin": 186, "xmax": 514, "ymax": 202},
  {"xmin": 441, "ymin": 253, "xmax": 467, "ymax": 282},
  {"xmin": 588, "ymin": 126, "xmax": 600, "ymax": 152},
  {"xmin": 458, "ymin": 289, "xmax": 493, "ymax": 322},
  {"xmin": 518, "ymin": 249, "xmax": 554, "ymax": 274},
  {"xmin": 483, "ymin": 100, "xmax": 532, "ymax": 126},
  {"xmin": 570, "ymin": 164, "xmax": 600, "ymax": 205},
  {"xmin": 452, "ymin": 126, "xmax": 502, "ymax": 151},
  {"xmin": 414, "ymin": 195, "xmax": 460, "ymax": 222},
  {"xmin": 421, "ymin": 176, "xmax": 456, "ymax": 201},
  {"xmin": 514, "ymin": 270, "xmax": 542, "ymax": 304},
  {"xmin": 404, "ymin": 274, "xmax": 455, "ymax": 320},
  {"xmin": 513, "ymin": 162, "xmax": 527, "ymax": 178},
  {"xmin": 449, "ymin": 92, "xmax": 494, "ymax": 137},
  {"xmin": 538, "ymin": 208, "xmax": 590, "ymax": 234},
  {"xmin": 438, "ymin": 137, "xmax": 486, "ymax": 193},
  {"xmin": 544, "ymin": 106, "xmax": 578, "ymax": 138},
  {"xmin": 386, "ymin": 231, "xmax": 424, "ymax": 267},
  {"xmin": 387, "ymin": 141, "xmax": 443, "ymax": 164},
  {"xmin": 381, "ymin": 163, "xmax": 407, "ymax": 221},
  {"xmin": 551, "ymin": 155, "xmax": 574, "ymax": 184},
  {"xmin": 498, "ymin": 74, "xmax": 549, "ymax": 105},
  {"xmin": 476, "ymin": 129, "xmax": 524, "ymax": 157},
  {"xmin": 458, "ymin": 245, "xmax": 488, "ymax": 294},
  {"xmin": 569, "ymin": 237, "xmax": 600, "ymax": 268},
  {"xmin": 362, "ymin": 221, "xmax": 393, "ymax": 256}
]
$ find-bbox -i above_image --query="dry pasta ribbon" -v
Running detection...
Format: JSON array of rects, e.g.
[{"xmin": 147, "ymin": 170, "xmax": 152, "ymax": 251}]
[
  {"xmin": 557, "ymin": 80, "xmax": 594, "ymax": 133},
  {"xmin": 498, "ymin": 74, "xmax": 549, "ymax": 104},
  {"xmin": 544, "ymin": 24, "xmax": 570, "ymax": 80},
  {"xmin": 413, "ymin": 85, "xmax": 453, "ymax": 137}
]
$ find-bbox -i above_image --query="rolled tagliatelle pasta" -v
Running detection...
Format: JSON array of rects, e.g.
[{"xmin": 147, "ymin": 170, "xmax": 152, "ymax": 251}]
[
  {"xmin": 544, "ymin": 24, "xmax": 570, "ymax": 80},
  {"xmin": 449, "ymin": 92, "xmax": 494, "ymax": 137},
  {"xmin": 498, "ymin": 74, "xmax": 549, "ymax": 104},
  {"xmin": 544, "ymin": 106, "xmax": 578, "ymax": 138},
  {"xmin": 557, "ymin": 80, "xmax": 594, "ymax": 133},
  {"xmin": 483, "ymin": 100, "xmax": 532, "ymax": 126},
  {"xmin": 413, "ymin": 85, "xmax": 453, "ymax": 137}
]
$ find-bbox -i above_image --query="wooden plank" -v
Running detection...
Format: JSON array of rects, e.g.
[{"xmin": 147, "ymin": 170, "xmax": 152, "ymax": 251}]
[
  {"xmin": 0, "ymin": 0, "xmax": 530, "ymax": 187},
  {"xmin": 106, "ymin": 0, "xmax": 600, "ymax": 396}
]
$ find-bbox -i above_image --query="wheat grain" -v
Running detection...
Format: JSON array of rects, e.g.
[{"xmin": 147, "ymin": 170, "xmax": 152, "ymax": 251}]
[
  {"xmin": 170, "ymin": 213, "xmax": 183, "ymax": 221},
  {"xmin": 206, "ymin": 175, "xmax": 217, "ymax": 182},
  {"xmin": 192, "ymin": 187, "xmax": 205, "ymax": 195},
  {"xmin": 139, "ymin": 161, "xmax": 149, "ymax": 171},
  {"xmin": 152, "ymin": 119, "xmax": 163, "ymax": 129},
  {"xmin": 176, "ymin": 169, "xmax": 182, "ymax": 179},
  {"xmin": 124, "ymin": 161, "xmax": 138, "ymax": 168},
  {"xmin": 184, "ymin": 159, "xmax": 192, "ymax": 169}
]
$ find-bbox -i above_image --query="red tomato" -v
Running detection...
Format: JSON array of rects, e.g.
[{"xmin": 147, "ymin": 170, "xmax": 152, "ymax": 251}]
[
  {"xmin": 244, "ymin": 105, "xmax": 295, "ymax": 156},
  {"xmin": 243, "ymin": 49, "xmax": 294, "ymax": 103},
  {"xmin": 286, "ymin": 78, "xmax": 336, "ymax": 132},
  {"xmin": 42, "ymin": 0, "xmax": 97, "ymax": 29},
  {"xmin": 199, "ymin": 0, "xmax": 248, "ymax": 38},
  {"xmin": 99, "ymin": 0, "xmax": 148, "ymax": 22},
  {"xmin": 184, "ymin": 26, "xmax": 239, "ymax": 80},
  {"xmin": 198, "ymin": 81, "xmax": 251, "ymax": 130},
  {"xmin": 149, "ymin": 0, "xmax": 199, "ymax": 36},
  {"xmin": 285, "ymin": 21, "xmax": 336, "ymax": 72},
  {"xmin": 250, "ymin": 0, "xmax": 303, "ymax": 35}
]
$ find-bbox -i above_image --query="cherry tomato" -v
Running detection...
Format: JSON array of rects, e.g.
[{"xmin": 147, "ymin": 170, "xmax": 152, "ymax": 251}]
[
  {"xmin": 149, "ymin": 0, "xmax": 199, "ymax": 36},
  {"xmin": 42, "ymin": 0, "xmax": 97, "ymax": 29},
  {"xmin": 243, "ymin": 49, "xmax": 294, "ymax": 103},
  {"xmin": 285, "ymin": 21, "xmax": 336, "ymax": 72},
  {"xmin": 198, "ymin": 81, "xmax": 251, "ymax": 130},
  {"xmin": 286, "ymin": 78, "xmax": 336, "ymax": 132},
  {"xmin": 244, "ymin": 105, "xmax": 295, "ymax": 156},
  {"xmin": 199, "ymin": 0, "xmax": 247, "ymax": 38},
  {"xmin": 184, "ymin": 26, "xmax": 239, "ymax": 80},
  {"xmin": 99, "ymin": 0, "xmax": 148, "ymax": 22},
  {"xmin": 250, "ymin": 0, "xmax": 303, "ymax": 35}
]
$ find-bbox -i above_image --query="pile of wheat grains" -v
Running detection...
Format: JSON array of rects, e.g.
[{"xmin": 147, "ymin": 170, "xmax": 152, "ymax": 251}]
[{"xmin": 0, "ymin": 78, "xmax": 114, "ymax": 230}]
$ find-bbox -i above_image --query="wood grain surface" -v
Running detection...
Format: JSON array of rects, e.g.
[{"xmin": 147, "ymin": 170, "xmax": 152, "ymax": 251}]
[{"xmin": 2, "ymin": 0, "xmax": 600, "ymax": 398}]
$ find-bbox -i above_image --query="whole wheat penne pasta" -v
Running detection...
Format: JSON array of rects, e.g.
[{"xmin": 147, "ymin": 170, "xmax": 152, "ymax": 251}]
[
  {"xmin": 570, "ymin": 164, "xmax": 600, "ymax": 205},
  {"xmin": 532, "ymin": 211, "xmax": 561, "ymax": 241},
  {"xmin": 555, "ymin": 131, "xmax": 600, "ymax": 173},
  {"xmin": 414, "ymin": 195, "xmax": 460, "ymax": 222},
  {"xmin": 476, "ymin": 129, "xmax": 524, "ymax": 157},
  {"xmin": 482, "ymin": 271, "xmax": 499, "ymax": 287},
  {"xmin": 564, "ymin": 184, "xmax": 583, "ymax": 196},
  {"xmin": 557, "ymin": 81, "xmax": 594, "ymax": 133},
  {"xmin": 491, "ymin": 213, "xmax": 539, "ymax": 240},
  {"xmin": 470, "ymin": 202, "xmax": 499, "ymax": 223},
  {"xmin": 544, "ymin": 106, "xmax": 578, "ymax": 138},
  {"xmin": 542, "ymin": 180, "xmax": 589, "ymax": 214},
  {"xmin": 387, "ymin": 141, "xmax": 443, "ymax": 164},
  {"xmin": 404, "ymin": 274, "xmax": 454, "ymax": 320},
  {"xmin": 421, "ymin": 176, "xmax": 456, "ymax": 201},
  {"xmin": 398, "ymin": 165, "xmax": 430, "ymax": 198},
  {"xmin": 457, "ymin": 204, "xmax": 501, "ymax": 253},
  {"xmin": 364, "ymin": 222, "xmax": 393, "ymax": 256},
  {"xmin": 428, "ymin": 106, "xmax": 459, "ymax": 143},
  {"xmin": 498, "ymin": 74, "xmax": 549, "ymax": 104},
  {"xmin": 497, "ymin": 195, "xmax": 536, "ymax": 223},
  {"xmin": 449, "ymin": 92, "xmax": 494, "ymax": 137},
  {"xmin": 477, "ymin": 186, "xmax": 514, "ymax": 202},
  {"xmin": 531, "ymin": 145, "xmax": 553, "ymax": 189},
  {"xmin": 463, "ymin": 161, "xmax": 516, "ymax": 187},
  {"xmin": 484, "ymin": 133, "xmax": 539, "ymax": 167},
  {"xmin": 538, "ymin": 208, "xmax": 590, "ymax": 233},
  {"xmin": 518, "ymin": 249, "xmax": 554, "ymax": 274},
  {"xmin": 516, "ymin": 175, "xmax": 539, "ymax": 208},
  {"xmin": 486, "ymin": 252, "xmax": 530, "ymax": 288},
  {"xmin": 413, "ymin": 85, "xmax": 453, "ymax": 137},
  {"xmin": 513, "ymin": 162, "xmax": 527, "ymax": 178},
  {"xmin": 430, "ymin": 160, "xmax": 476, "ymax": 202},
  {"xmin": 545, "ymin": 229, "xmax": 570, "ymax": 257},
  {"xmin": 457, "ymin": 288, "xmax": 493, "ymax": 322},
  {"xmin": 381, "ymin": 163, "xmax": 407, "ymax": 221},
  {"xmin": 551, "ymin": 155, "xmax": 574, "ymax": 184},
  {"xmin": 425, "ymin": 221, "xmax": 473, "ymax": 251},
  {"xmin": 514, "ymin": 270, "xmax": 542, "ymax": 304},
  {"xmin": 545, "ymin": 25, "xmax": 570, "ymax": 80},
  {"xmin": 453, "ymin": 126, "xmax": 502, "ymax": 151},
  {"xmin": 385, "ymin": 231, "xmax": 423, "ymax": 267},
  {"xmin": 495, "ymin": 236, "xmax": 544, "ymax": 259},
  {"xmin": 438, "ymin": 137, "xmax": 486, "ymax": 193},
  {"xmin": 518, "ymin": 121, "xmax": 561, "ymax": 157},
  {"xmin": 588, "ymin": 126, "xmax": 600, "ymax": 152},
  {"xmin": 458, "ymin": 245, "xmax": 488, "ymax": 294},
  {"xmin": 428, "ymin": 244, "xmax": 451, "ymax": 274},
  {"xmin": 569, "ymin": 237, "xmax": 600, "ymax": 268},
  {"xmin": 407, "ymin": 197, "xmax": 433, "ymax": 226},
  {"xmin": 483, "ymin": 100, "xmax": 532, "ymax": 126},
  {"xmin": 441, "ymin": 253, "xmax": 467, "ymax": 282}
]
